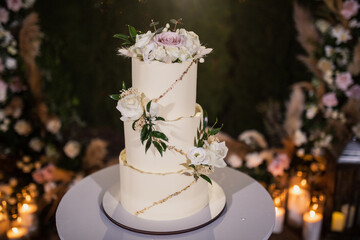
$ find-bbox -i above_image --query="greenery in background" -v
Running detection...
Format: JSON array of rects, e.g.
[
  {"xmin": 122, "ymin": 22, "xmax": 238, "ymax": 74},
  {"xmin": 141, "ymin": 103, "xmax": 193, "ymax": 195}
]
[{"xmin": 35, "ymin": 0, "xmax": 310, "ymax": 138}]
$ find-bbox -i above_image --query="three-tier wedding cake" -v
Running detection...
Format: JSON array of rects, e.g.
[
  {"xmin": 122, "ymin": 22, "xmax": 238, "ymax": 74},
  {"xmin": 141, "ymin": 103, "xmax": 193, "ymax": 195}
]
[{"xmin": 111, "ymin": 20, "xmax": 228, "ymax": 221}]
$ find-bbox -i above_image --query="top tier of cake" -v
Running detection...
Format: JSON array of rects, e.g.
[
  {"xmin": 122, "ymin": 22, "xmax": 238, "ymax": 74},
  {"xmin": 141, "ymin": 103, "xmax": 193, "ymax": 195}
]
[{"xmin": 132, "ymin": 58, "xmax": 197, "ymax": 120}]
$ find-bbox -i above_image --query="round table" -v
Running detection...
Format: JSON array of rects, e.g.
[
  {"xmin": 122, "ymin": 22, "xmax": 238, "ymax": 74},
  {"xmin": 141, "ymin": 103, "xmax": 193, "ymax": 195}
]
[{"xmin": 56, "ymin": 165, "xmax": 275, "ymax": 240}]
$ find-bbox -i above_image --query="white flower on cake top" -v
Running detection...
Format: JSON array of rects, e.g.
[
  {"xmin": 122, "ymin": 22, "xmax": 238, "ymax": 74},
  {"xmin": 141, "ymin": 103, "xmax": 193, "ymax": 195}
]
[{"xmin": 115, "ymin": 20, "xmax": 212, "ymax": 63}]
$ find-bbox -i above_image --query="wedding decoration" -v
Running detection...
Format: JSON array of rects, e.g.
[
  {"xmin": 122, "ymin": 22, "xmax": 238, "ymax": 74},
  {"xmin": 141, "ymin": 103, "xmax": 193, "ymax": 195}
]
[{"xmin": 0, "ymin": 0, "xmax": 109, "ymax": 237}]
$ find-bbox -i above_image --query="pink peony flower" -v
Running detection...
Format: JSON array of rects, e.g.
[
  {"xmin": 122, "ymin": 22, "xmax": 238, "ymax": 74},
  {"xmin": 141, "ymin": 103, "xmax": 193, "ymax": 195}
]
[
  {"xmin": 346, "ymin": 84, "xmax": 360, "ymax": 100},
  {"xmin": 9, "ymin": 77, "xmax": 27, "ymax": 92},
  {"xmin": 335, "ymin": 72, "xmax": 353, "ymax": 90},
  {"xmin": 267, "ymin": 160, "xmax": 284, "ymax": 177},
  {"xmin": 275, "ymin": 153, "xmax": 290, "ymax": 170},
  {"xmin": 0, "ymin": 8, "xmax": 9, "ymax": 23},
  {"xmin": 6, "ymin": 0, "xmax": 22, "ymax": 12},
  {"xmin": 322, "ymin": 92, "xmax": 338, "ymax": 107},
  {"xmin": 154, "ymin": 32, "xmax": 185, "ymax": 47},
  {"xmin": 341, "ymin": 0, "xmax": 360, "ymax": 19}
]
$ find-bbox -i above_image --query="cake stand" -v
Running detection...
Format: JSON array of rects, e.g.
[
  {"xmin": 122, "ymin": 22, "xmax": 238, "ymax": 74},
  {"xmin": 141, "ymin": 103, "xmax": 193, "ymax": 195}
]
[{"xmin": 56, "ymin": 165, "xmax": 275, "ymax": 240}]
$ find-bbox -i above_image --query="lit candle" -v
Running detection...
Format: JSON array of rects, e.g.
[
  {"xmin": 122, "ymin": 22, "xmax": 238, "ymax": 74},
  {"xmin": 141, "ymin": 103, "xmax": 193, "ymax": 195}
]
[
  {"xmin": 331, "ymin": 211, "xmax": 345, "ymax": 232},
  {"xmin": 0, "ymin": 211, "xmax": 10, "ymax": 235},
  {"xmin": 287, "ymin": 185, "xmax": 310, "ymax": 227},
  {"xmin": 6, "ymin": 227, "xmax": 28, "ymax": 239},
  {"xmin": 303, "ymin": 210, "xmax": 323, "ymax": 240},
  {"xmin": 273, "ymin": 207, "xmax": 285, "ymax": 234},
  {"xmin": 19, "ymin": 203, "xmax": 38, "ymax": 230}
]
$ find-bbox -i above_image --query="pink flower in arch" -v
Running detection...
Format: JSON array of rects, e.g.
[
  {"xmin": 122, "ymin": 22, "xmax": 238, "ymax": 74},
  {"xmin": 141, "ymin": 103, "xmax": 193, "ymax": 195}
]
[
  {"xmin": 346, "ymin": 84, "xmax": 360, "ymax": 100},
  {"xmin": 0, "ymin": 8, "xmax": 9, "ymax": 23},
  {"xmin": 267, "ymin": 160, "xmax": 284, "ymax": 177},
  {"xmin": 322, "ymin": 92, "xmax": 338, "ymax": 107},
  {"xmin": 335, "ymin": 72, "xmax": 353, "ymax": 90},
  {"xmin": 341, "ymin": 0, "xmax": 360, "ymax": 19},
  {"xmin": 6, "ymin": 0, "xmax": 22, "ymax": 12}
]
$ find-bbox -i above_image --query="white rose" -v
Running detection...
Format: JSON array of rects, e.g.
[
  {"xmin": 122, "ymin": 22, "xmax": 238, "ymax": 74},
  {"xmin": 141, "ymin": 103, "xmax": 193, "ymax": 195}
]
[
  {"xmin": 116, "ymin": 93, "xmax": 143, "ymax": 121},
  {"xmin": 14, "ymin": 120, "xmax": 32, "ymax": 136},
  {"xmin": 306, "ymin": 105, "xmax": 318, "ymax": 119},
  {"xmin": 135, "ymin": 31, "xmax": 154, "ymax": 49},
  {"xmin": 294, "ymin": 130, "xmax": 307, "ymax": 146},
  {"xmin": 187, "ymin": 147, "xmax": 209, "ymax": 165},
  {"xmin": 154, "ymin": 46, "xmax": 167, "ymax": 61},
  {"xmin": 64, "ymin": 140, "xmax": 81, "ymax": 159},
  {"xmin": 245, "ymin": 152, "xmax": 263, "ymax": 168},
  {"xmin": 178, "ymin": 29, "xmax": 201, "ymax": 55},
  {"xmin": 148, "ymin": 101, "xmax": 160, "ymax": 118},
  {"xmin": 29, "ymin": 138, "xmax": 44, "ymax": 152},
  {"xmin": 207, "ymin": 141, "xmax": 228, "ymax": 168},
  {"xmin": 46, "ymin": 117, "xmax": 61, "ymax": 134},
  {"xmin": 5, "ymin": 57, "xmax": 17, "ymax": 70},
  {"xmin": 0, "ymin": 80, "xmax": 7, "ymax": 103},
  {"xmin": 178, "ymin": 47, "xmax": 191, "ymax": 62},
  {"xmin": 142, "ymin": 41, "xmax": 157, "ymax": 63},
  {"xmin": 118, "ymin": 48, "xmax": 133, "ymax": 57},
  {"xmin": 166, "ymin": 46, "xmax": 181, "ymax": 62}
]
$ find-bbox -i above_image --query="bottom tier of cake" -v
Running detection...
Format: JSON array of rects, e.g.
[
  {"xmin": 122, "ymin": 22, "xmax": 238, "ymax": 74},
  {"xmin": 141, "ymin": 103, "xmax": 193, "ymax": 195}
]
[{"xmin": 119, "ymin": 150, "xmax": 209, "ymax": 221}]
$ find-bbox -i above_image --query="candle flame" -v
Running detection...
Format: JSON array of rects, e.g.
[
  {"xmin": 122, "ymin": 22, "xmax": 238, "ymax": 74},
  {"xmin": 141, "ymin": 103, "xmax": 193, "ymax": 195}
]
[
  {"xmin": 274, "ymin": 197, "xmax": 280, "ymax": 206},
  {"xmin": 312, "ymin": 203, "xmax": 319, "ymax": 210},
  {"xmin": 12, "ymin": 227, "xmax": 19, "ymax": 234},
  {"xmin": 293, "ymin": 185, "xmax": 300, "ymax": 193},
  {"xmin": 275, "ymin": 207, "xmax": 278, "ymax": 213},
  {"xmin": 22, "ymin": 203, "xmax": 29, "ymax": 210},
  {"xmin": 25, "ymin": 195, "xmax": 31, "ymax": 201},
  {"xmin": 300, "ymin": 179, "xmax": 307, "ymax": 186},
  {"xmin": 17, "ymin": 217, "xmax": 22, "ymax": 223},
  {"xmin": 310, "ymin": 210, "xmax": 316, "ymax": 218}
]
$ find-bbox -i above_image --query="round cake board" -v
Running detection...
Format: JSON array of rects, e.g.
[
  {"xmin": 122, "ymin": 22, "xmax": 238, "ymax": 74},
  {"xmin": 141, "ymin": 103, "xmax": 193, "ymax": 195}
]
[{"xmin": 101, "ymin": 180, "xmax": 226, "ymax": 235}]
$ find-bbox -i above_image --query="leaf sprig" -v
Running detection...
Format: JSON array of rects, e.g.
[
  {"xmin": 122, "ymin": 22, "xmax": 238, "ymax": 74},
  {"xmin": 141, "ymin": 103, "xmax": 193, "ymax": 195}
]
[
  {"xmin": 113, "ymin": 25, "xmax": 139, "ymax": 46},
  {"xmin": 195, "ymin": 110, "xmax": 223, "ymax": 148},
  {"xmin": 188, "ymin": 164, "xmax": 212, "ymax": 185},
  {"xmin": 136, "ymin": 101, "xmax": 168, "ymax": 156}
]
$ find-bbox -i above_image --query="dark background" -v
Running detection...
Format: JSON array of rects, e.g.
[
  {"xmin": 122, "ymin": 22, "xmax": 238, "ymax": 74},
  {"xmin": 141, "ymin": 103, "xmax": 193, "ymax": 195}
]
[{"xmin": 35, "ymin": 0, "xmax": 310, "ymax": 138}]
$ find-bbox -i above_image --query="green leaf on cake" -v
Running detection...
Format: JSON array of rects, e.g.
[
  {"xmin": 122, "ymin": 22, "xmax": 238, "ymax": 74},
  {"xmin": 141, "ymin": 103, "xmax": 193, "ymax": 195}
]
[
  {"xmin": 153, "ymin": 141, "xmax": 163, "ymax": 156},
  {"xmin": 156, "ymin": 117, "xmax": 165, "ymax": 121},
  {"xmin": 113, "ymin": 33, "xmax": 130, "ymax": 40},
  {"xmin": 160, "ymin": 141, "xmax": 167, "ymax": 151},
  {"xmin": 209, "ymin": 125, "xmax": 223, "ymax": 136},
  {"xmin": 152, "ymin": 131, "xmax": 168, "ymax": 142},
  {"xmin": 132, "ymin": 120, "xmax": 137, "ymax": 131},
  {"xmin": 109, "ymin": 94, "xmax": 120, "ymax": 101},
  {"xmin": 122, "ymin": 81, "xmax": 127, "ymax": 90},
  {"xmin": 149, "ymin": 21, "xmax": 159, "ymax": 27},
  {"xmin": 146, "ymin": 100, "xmax": 152, "ymax": 113},
  {"xmin": 140, "ymin": 125, "xmax": 148, "ymax": 144},
  {"xmin": 170, "ymin": 19, "xmax": 178, "ymax": 24},
  {"xmin": 200, "ymin": 174, "xmax": 212, "ymax": 185},
  {"xmin": 128, "ymin": 25, "xmax": 137, "ymax": 41},
  {"xmin": 145, "ymin": 138, "xmax": 152, "ymax": 153}
]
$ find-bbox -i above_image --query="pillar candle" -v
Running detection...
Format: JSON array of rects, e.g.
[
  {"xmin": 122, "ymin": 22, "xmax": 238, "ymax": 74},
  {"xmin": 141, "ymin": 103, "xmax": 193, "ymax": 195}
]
[
  {"xmin": 19, "ymin": 203, "xmax": 38, "ymax": 231},
  {"xmin": 331, "ymin": 211, "xmax": 345, "ymax": 232},
  {"xmin": 6, "ymin": 227, "xmax": 28, "ymax": 240},
  {"xmin": 273, "ymin": 207, "xmax": 285, "ymax": 234},
  {"xmin": 287, "ymin": 185, "xmax": 310, "ymax": 227},
  {"xmin": 303, "ymin": 210, "xmax": 323, "ymax": 240},
  {"xmin": 0, "ymin": 212, "xmax": 10, "ymax": 235}
]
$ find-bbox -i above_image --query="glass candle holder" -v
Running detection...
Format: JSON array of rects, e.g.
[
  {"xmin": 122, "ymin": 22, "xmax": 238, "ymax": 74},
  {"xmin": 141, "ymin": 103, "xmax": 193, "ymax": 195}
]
[{"xmin": 272, "ymin": 188, "xmax": 286, "ymax": 234}]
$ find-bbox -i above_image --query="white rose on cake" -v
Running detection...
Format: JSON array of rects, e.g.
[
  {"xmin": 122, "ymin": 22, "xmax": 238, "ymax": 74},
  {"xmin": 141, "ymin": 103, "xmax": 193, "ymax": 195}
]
[
  {"xmin": 116, "ymin": 91, "xmax": 144, "ymax": 121},
  {"xmin": 206, "ymin": 141, "xmax": 228, "ymax": 168},
  {"xmin": 187, "ymin": 147, "xmax": 210, "ymax": 165},
  {"xmin": 135, "ymin": 31, "xmax": 155, "ymax": 49}
]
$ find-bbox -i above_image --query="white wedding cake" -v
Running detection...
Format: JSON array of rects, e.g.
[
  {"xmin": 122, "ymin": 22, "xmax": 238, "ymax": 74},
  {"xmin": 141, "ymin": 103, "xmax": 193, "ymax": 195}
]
[{"xmin": 111, "ymin": 20, "xmax": 228, "ymax": 221}]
